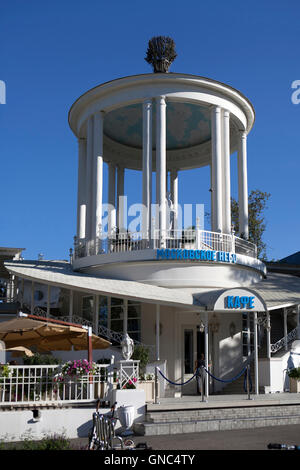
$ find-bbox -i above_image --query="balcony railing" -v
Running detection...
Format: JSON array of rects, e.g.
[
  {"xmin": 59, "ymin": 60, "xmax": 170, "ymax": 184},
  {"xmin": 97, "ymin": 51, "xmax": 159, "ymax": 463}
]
[{"xmin": 74, "ymin": 229, "xmax": 257, "ymax": 260}]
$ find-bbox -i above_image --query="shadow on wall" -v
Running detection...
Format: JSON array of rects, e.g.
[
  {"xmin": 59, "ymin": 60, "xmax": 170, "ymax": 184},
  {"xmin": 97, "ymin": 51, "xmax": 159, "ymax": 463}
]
[{"xmin": 77, "ymin": 417, "xmax": 93, "ymax": 438}]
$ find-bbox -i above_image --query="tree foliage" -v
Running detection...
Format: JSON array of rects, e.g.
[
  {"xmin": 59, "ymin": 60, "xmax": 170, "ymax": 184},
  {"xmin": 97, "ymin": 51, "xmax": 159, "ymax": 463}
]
[{"xmin": 231, "ymin": 189, "xmax": 270, "ymax": 260}]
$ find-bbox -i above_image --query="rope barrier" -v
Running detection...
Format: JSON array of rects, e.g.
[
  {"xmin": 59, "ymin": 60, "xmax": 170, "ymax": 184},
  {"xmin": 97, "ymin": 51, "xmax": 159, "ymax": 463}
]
[
  {"xmin": 156, "ymin": 367, "xmax": 197, "ymax": 386},
  {"xmin": 156, "ymin": 364, "xmax": 250, "ymax": 387},
  {"xmin": 204, "ymin": 366, "xmax": 247, "ymax": 384}
]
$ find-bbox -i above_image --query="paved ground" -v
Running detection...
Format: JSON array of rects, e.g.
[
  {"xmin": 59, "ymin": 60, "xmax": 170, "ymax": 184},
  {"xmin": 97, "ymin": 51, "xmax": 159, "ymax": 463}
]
[{"xmin": 72, "ymin": 424, "xmax": 300, "ymax": 450}]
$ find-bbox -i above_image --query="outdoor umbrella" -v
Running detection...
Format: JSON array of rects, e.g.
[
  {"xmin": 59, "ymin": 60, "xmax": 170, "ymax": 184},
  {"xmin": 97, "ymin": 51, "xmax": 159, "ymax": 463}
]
[
  {"xmin": 0, "ymin": 315, "xmax": 111, "ymax": 362},
  {"xmin": 4, "ymin": 346, "xmax": 34, "ymax": 358}
]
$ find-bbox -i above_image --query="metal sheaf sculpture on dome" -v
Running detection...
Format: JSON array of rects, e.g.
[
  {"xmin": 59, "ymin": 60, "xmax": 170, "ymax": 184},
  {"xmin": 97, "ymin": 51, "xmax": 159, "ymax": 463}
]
[{"xmin": 145, "ymin": 36, "xmax": 177, "ymax": 73}]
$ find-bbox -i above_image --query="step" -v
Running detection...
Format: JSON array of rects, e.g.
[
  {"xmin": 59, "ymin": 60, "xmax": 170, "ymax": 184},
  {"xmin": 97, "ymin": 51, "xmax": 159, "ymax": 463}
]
[{"xmin": 133, "ymin": 404, "xmax": 300, "ymax": 436}]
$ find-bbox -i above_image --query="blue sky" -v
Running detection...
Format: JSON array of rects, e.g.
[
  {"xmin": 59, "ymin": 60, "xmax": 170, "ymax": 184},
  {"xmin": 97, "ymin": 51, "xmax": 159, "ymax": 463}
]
[{"xmin": 1, "ymin": 0, "xmax": 299, "ymax": 261}]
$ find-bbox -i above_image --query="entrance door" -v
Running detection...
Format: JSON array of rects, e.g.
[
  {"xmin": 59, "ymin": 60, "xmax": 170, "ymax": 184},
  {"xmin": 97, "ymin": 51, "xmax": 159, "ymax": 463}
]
[{"xmin": 182, "ymin": 326, "xmax": 205, "ymax": 395}]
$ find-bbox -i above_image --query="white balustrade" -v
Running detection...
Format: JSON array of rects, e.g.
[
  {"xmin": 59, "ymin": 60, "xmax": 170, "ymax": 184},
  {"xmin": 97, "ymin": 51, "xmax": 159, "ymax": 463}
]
[
  {"xmin": 74, "ymin": 229, "xmax": 257, "ymax": 259},
  {"xmin": 0, "ymin": 364, "xmax": 112, "ymax": 405}
]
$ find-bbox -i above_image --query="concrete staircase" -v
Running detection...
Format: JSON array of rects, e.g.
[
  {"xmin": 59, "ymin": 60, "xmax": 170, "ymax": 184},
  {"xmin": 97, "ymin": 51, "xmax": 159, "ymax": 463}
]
[
  {"xmin": 220, "ymin": 367, "xmax": 255, "ymax": 395},
  {"xmin": 134, "ymin": 401, "xmax": 300, "ymax": 436}
]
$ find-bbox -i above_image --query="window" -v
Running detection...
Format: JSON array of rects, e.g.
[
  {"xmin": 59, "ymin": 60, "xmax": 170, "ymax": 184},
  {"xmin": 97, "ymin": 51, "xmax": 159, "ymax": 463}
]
[
  {"xmin": 110, "ymin": 297, "xmax": 124, "ymax": 334},
  {"xmin": 99, "ymin": 297, "xmax": 108, "ymax": 328},
  {"xmin": 81, "ymin": 296, "xmax": 141, "ymax": 343},
  {"xmin": 127, "ymin": 301, "xmax": 141, "ymax": 342},
  {"xmin": 82, "ymin": 296, "xmax": 94, "ymax": 322}
]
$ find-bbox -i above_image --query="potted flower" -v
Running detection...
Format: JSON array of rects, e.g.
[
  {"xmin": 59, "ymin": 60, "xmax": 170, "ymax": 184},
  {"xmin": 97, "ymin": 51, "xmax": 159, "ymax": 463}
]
[
  {"xmin": 288, "ymin": 367, "xmax": 300, "ymax": 392},
  {"xmin": 55, "ymin": 360, "xmax": 100, "ymax": 400}
]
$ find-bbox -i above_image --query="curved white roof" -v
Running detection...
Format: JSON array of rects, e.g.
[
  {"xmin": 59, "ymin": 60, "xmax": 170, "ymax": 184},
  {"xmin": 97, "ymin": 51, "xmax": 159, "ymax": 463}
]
[{"xmin": 4, "ymin": 260, "xmax": 300, "ymax": 312}]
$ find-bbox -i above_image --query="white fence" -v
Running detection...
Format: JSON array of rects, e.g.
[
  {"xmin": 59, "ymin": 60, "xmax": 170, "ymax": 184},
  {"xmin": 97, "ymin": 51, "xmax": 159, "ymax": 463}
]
[
  {"xmin": 74, "ymin": 229, "xmax": 257, "ymax": 259},
  {"xmin": 0, "ymin": 364, "xmax": 112, "ymax": 405}
]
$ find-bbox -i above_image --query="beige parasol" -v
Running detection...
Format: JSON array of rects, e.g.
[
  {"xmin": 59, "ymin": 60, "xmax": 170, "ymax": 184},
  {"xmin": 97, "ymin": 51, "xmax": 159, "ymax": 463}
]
[
  {"xmin": 4, "ymin": 346, "xmax": 34, "ymax": 358},
  {"xmin": 0, "ymin": 316, "xmax": 111, "ymax": 355}
]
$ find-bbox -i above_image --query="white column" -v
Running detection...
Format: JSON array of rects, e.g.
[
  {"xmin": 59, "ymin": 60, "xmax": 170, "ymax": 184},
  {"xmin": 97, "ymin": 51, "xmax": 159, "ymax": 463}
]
[
  {"xmin": 156, "ymin": 96, "xmax": 167, "ymax": 245},
  {"xmin": 297, "ymin": 304, "xmax": 300, "ymax": 340},
  {"xmin": 47, "ymin": 285, "xmax": 51, "ymax": 317},
  {"xmin": 211, "ymin": 106, "xmax": 223, "ymax": 233},
  {"xmin": 117, "ymin": 166, "xmax": 125, "ymax": 232},
  {"xmin": 209, "ymin": 164, "xmax": 214, "ymax": 231},
  {"xmin": 170, "ymin": 169, "xmax": 178, "ymax": 230},
  {"xmin": 247, "ymin": 313, "xmax": 251, "ymax": 357},
  {"xmin": 222, "ymin": 109, "xmax": 231, "ymax": 234},
  {"xmin": 156, "ymin": 304, "xmax": 160, "ymax": 361},
  {"xmin": 92, "ymin": 112, "xmax": 104, "ymax": 241},
  {"xmin": 267, "ymin": 311, "xmax": 271, "ymax": 359},
  {"xmin": 123, "ymin": 299, "xmax": 128, "ymax": 335},
  {"xmin": 21, "ymin": 278, "xmax": 24, "ymax": 309},
  {"xmin": 254, "ymin": 312, "xmax": 259, "ymax": 395},
  {"xmin": 108, "ymin": 163, "xmax": 116, "ymax": 237},
  {"xmin": 284, "ymin": 308, "xmax": 288, "ymax": 351},
  {"xmin": 85, "ymin": 116, "xmax": 94, "ymax": 241},
  {"xmin": 142, "ymin": 99, "xmax": 153, "ymax": 239},
  {"xmin": 69, "ymin": 290, "xmax": 74, "ymax": 322},
  {"xmin": 77, "ymin": 138, "xmax": 87, "ymax": 239},
  {"xmin": 94, "ymin": 295, "xmax": 99, "ymax": 334},
  {"xmin": 31, "ymin": 282, "xmax": 35, "ymax": 314},
  {"xmin": 238, "ymin": 130, "xmax": 249, "ymax": 239},
  {"xmin": 205, "ymin": 312, "xmax": 209, "ymax": 397}
]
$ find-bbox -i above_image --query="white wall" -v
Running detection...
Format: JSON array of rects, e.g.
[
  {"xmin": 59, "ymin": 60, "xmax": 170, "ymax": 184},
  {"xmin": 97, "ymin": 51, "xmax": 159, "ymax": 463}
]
[
  {"xmin": 0, "ymin": 407, "xmax": 99, "ymax": 442},
  {"xmin": 141, "ymin": 303, "xmax": 245, "ymax": 396},
  {"xmin": 259, "ymin": 352, "xmax": 290, "ymax": 393}
]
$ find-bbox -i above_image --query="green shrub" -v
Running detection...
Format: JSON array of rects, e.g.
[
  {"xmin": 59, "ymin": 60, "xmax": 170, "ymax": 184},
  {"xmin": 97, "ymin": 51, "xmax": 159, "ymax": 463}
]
[
  {"xmin": 132, "ymin": 344, "xmax": 149, "ymax": 373},
  {"xmin": 288, "ymin": 367, "xmax": 300, "ymax": 379},
  {"xmin": 23, "ymin": 353, "xmax": 61, "ymax": 366}
]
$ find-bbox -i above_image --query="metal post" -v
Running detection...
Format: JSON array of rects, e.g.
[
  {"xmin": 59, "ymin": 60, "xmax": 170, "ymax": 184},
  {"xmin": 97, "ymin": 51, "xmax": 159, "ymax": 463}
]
[
  {"xmin": 154, "ymin": 367, "xmax": 159, "ymax": 404},
  {"xmin": 247, "ymin": 364, "xmax": 251, "ymax": 400},
  {"xmin": 201, "ymin": 366, "xmax": 205, "ymax": 402},
  {"xmin": 254, "ymin": 312, "xmax": 259, "ymax": 395},
  {"xmin": 156, "ymin": 304, "xmax": 160, "ymax": 361}
]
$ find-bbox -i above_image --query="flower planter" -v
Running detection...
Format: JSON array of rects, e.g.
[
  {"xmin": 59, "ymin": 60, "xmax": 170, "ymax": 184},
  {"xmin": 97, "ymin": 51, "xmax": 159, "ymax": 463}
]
[
  {"xmin": 289, "ymin": 377, "xmax": 300, "ymax": 393},
  {"xmin": 94, "ymin": 382, "xmax": 106, "ymax": 399},
  {"xmin": 137, "ymin": 380, "xmax": 157, "ymax": 403}
]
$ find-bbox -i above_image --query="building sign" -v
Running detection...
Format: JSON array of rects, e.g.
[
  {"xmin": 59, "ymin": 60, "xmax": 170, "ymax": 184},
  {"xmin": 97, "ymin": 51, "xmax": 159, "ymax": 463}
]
[
  {"xmin": 225, "ymin": 295, "xmax": 255, "ymax": 309},
  {"xmin": 211, "ymin": 289, "xmax": 266, "ymax": 312},
  {"xmin": 156, "ymin": 248, "xmax": 237, "ymax": 264}
]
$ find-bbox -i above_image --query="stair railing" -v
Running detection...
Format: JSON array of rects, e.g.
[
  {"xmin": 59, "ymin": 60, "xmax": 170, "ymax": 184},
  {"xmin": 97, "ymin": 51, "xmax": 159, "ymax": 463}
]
[{"xmin": 270, "ymin": 327, "xmax": 299, "ymax": 354}]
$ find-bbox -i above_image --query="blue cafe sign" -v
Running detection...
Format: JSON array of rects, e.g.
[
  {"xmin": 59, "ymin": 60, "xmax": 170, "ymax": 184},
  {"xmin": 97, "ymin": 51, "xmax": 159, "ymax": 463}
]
[
  {"xmin": 156, "ymin": 248, "xmax": 237, "ymax": 264},
  {"xmin": 225, "ymin": 295, "xmax": 255, "ymax": 309}
]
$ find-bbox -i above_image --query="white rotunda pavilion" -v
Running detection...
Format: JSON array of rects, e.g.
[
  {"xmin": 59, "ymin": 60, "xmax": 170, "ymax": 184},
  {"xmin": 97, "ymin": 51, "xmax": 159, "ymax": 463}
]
[{"xmin": 70, "ymin": 73, "xmax": 265, "ymax": 289}]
